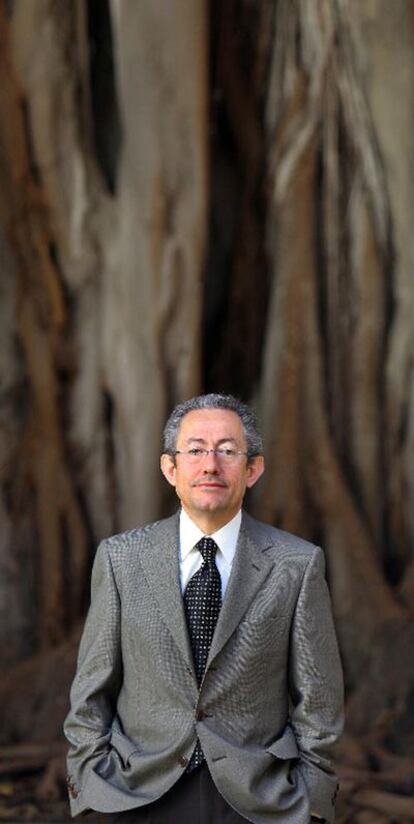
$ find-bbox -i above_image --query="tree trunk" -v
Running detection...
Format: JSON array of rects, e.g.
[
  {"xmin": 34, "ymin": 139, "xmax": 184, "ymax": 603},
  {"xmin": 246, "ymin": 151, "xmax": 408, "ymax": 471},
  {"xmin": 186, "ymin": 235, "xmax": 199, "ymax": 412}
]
[
  {"xmin": 255, "ymin": 0, "xmax": 414, "ymax": 741},
  {"xmin": 1, "ymin": 0, "xmax": 414, "ymax": 770},
  {"xmin": 0, "ymin": 0, "xmax": 208, "ymax": 656}
]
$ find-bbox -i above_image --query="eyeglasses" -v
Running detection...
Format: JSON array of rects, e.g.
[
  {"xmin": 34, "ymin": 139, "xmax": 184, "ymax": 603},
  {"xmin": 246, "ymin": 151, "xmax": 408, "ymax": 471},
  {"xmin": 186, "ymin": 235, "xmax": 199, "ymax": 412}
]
[{"xmin": 174, "ymin": 448, "xmax": 249, "ymax": 464}]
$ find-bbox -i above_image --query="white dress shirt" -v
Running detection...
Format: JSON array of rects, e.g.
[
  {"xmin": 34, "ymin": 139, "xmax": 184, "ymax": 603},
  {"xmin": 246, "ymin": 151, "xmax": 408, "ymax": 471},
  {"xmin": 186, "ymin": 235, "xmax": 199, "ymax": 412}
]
[{"xmin": 179, "ymin": 508, "xmax": 242, "ymax": 597}]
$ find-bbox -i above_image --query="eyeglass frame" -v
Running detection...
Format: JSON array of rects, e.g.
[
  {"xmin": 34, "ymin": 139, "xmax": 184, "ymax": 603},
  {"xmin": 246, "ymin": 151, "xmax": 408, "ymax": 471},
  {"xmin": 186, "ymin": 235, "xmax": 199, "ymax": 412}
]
[{"xmin": 172, "ymin": 447, "xmax": 256, "ymax": 463}]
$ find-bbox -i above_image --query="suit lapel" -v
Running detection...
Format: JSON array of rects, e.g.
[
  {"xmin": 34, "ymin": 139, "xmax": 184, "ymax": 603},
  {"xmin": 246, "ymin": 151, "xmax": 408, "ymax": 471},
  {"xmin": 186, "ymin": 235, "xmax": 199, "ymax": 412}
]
[
  {"xmin": 137, "ymin": 511, "xmax": 274, "ymax": 681},
  {"xmin": 137, "ymin": 514, "xmax": 195, "ymax": 677},
  {"xmin": 206, "ymin": 513, "xmax": 274, "ymax": 669}
]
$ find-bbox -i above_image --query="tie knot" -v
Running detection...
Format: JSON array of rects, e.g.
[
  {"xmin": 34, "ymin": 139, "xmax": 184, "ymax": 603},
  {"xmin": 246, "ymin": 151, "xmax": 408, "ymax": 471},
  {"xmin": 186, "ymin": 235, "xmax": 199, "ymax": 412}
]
[{"xmin": 197, "ymin": 537, "xmax": 218, "ymax": 564}]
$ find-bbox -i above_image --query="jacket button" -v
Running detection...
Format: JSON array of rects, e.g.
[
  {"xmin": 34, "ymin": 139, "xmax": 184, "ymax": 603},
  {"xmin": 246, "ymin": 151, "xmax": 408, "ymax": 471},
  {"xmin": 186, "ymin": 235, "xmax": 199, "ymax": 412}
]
[
  {"xmin": 67, "ymin": 781, "xmax": 78, "ymax": 799},
  {"xmin": 196, "ymin": 709, "xmax": 206, "ymax": 721},
  {"xmin": 178, "ymin": 755, "xmax": 188, "ymax": 767}
]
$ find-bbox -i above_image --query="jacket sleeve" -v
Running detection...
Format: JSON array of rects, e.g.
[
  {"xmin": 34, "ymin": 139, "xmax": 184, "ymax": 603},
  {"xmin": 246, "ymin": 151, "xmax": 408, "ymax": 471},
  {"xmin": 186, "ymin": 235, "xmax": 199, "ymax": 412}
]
[
  {"xmin": 63, "ymin": 539, "xmax": 123, "ymax": 813},
  {"xmin": 289, "ymin": 546, "xmax": 344, "ymax": 823}
]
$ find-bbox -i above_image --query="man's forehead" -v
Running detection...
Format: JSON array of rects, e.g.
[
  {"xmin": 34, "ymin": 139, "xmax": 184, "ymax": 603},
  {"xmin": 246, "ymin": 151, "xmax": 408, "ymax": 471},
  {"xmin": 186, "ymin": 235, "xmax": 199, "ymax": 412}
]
[{"xmin": 177, "ymin": 408, "xmax": 245, "ymax": 440}]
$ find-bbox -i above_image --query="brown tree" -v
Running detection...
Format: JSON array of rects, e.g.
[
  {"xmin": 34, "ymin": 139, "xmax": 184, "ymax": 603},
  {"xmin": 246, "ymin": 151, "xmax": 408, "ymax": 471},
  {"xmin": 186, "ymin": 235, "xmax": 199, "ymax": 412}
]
[{"xmin": 1, "ymin": 0, "xmax": 414, "ymax": 820}]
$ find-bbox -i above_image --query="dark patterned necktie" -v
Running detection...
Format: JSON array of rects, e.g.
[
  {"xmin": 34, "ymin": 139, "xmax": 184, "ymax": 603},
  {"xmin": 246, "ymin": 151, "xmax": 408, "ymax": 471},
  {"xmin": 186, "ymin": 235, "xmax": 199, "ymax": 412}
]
[{"xmin": 183, "ymin": 536, "xmax": 222, "ymax": 770}]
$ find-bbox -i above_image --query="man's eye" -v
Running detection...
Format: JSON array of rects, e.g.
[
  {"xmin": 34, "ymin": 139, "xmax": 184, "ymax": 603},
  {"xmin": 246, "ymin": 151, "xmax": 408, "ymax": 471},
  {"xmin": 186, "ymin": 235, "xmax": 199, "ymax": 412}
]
[
  {"xmin": 219, "ymin": 448, "xmax": 236, "ymax": 457},
  {"xmin": 189, "ymin": 448, "xmax": 204, "ymax": 456}
]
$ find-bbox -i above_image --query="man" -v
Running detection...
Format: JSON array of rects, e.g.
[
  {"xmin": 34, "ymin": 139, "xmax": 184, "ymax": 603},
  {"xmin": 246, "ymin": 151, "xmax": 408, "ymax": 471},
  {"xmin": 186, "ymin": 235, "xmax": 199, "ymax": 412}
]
[{"xmin": 64, "ymin": 394, "xmax": 343, "ymax": 823}]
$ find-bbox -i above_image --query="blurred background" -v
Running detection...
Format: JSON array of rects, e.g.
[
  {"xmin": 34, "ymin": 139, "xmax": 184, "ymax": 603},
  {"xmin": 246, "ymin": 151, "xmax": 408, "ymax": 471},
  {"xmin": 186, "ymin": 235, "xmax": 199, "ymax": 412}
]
[{"xmin": 1, "ymin": 1, "xmax": 414, "ymax": 821}]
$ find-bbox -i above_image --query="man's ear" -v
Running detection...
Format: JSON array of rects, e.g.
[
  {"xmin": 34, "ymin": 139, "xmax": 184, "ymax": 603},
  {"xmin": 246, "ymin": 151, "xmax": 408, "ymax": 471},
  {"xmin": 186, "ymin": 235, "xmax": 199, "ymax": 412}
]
[
  {"xmin": 160, "ymin": 453, "xmax": 177, "ymax": 487},
  {"xmin": 246, "ymin": 455, "xmax": 265, "ymax": 489}
]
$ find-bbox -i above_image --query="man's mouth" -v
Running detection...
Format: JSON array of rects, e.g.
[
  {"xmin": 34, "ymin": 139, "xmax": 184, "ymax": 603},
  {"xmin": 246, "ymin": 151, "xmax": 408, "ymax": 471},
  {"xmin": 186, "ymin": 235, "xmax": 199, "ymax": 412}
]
[{"xmin": 193, "ymin": 480, "xmax": 227, "ymax": 488}]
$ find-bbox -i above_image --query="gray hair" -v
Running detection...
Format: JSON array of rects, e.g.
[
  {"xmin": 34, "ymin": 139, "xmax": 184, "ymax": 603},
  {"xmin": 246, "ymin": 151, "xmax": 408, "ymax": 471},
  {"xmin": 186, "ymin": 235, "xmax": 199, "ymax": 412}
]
[{"xmin": 162, "ymin": 393, "xmax": 263, "ymax": 458}]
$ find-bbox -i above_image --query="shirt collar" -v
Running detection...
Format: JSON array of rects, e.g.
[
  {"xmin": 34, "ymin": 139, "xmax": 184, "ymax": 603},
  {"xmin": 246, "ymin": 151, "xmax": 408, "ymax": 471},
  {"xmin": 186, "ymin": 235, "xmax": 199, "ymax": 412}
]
[{"xmin": 179, "ymin": 508, "xmax": 242, "ymax": 567}]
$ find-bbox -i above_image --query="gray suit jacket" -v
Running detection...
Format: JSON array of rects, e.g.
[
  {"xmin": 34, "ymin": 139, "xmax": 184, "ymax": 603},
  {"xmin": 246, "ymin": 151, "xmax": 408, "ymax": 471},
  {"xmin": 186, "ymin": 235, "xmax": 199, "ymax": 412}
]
[{"xmin": 64, "ymin": 512, "xmax": 343, "ymax": 823}]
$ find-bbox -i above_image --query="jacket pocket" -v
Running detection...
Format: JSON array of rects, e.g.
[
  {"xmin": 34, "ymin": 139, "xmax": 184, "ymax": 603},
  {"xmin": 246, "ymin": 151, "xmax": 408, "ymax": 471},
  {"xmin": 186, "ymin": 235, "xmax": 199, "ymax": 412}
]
[
  {"xmin": 110, "ymin": 729, "xmax": 140, "ymax": 767},
  {"xmin": 265, "ymin": 725, "xmax": 299, "ymax": 760}
]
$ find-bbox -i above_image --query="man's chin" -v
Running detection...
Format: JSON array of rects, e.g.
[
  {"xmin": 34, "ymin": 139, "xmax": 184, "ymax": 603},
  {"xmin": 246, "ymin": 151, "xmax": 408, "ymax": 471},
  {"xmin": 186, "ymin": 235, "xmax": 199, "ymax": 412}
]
[
  {"xmin": 190, "ymin": 495, "xmax": 229, "ymax": 514},
  {"xmin": 194, "ymin": 500, "xmax": 226, "ymax": 512}
]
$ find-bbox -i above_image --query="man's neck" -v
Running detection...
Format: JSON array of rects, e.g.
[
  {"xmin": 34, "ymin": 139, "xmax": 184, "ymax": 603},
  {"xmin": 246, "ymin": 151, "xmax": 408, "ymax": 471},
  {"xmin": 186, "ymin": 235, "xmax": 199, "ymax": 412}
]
[{"xmin": 181, "ymin": 507, "xmax": 240, "ymax": 535}]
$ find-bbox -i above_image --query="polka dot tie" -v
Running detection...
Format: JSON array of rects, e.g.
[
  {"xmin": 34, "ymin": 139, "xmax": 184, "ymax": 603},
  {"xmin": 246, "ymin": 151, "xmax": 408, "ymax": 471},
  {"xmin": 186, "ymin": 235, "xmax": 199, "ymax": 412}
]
[{"xmin": 183, "ymin": 537, "xmax": 222, "ymax": 771}]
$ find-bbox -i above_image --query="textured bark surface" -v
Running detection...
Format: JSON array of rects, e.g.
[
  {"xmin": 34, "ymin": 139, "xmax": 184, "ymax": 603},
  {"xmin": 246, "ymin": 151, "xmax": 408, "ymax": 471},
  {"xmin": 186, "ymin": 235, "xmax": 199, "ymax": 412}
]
[
  {"xmin": 0, "ymin": 0, "xmax": 208, "ymax": 655},
  {"xmin": 254, "ymin": 0, "xmax": 414, "ymax": 746},
  {"xmin": 1, "ymin": 0, "xmax": 414, "ymax": 821},
  {"xmin": 107, "ymin": 0, "xmax": 207, "ymax": 527}
]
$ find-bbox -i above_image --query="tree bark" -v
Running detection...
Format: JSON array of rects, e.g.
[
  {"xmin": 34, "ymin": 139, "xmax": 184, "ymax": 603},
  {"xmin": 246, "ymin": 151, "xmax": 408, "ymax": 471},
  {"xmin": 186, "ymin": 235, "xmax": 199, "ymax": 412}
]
[
  {"xmin": 0, "ymin": 0, "xmax": 208, "ymax": 657},
  {"xmin": 1, "ymin": 0, "xmax": 414, "ymax": 774},
  {"xmin": 255, "ymin": 0, "xmax": 414, "ymax": 738}
]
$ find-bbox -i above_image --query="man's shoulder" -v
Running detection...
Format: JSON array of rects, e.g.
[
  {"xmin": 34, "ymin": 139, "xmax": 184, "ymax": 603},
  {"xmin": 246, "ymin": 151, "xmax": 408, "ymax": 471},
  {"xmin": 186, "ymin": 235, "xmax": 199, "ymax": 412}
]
[
  {"xmin": 98, "ymin": 513, "xmax": 178, "ymax": 557},
  {"xmin": 242, "ymin": 511, "xmax": 320, "ymax": 561}
]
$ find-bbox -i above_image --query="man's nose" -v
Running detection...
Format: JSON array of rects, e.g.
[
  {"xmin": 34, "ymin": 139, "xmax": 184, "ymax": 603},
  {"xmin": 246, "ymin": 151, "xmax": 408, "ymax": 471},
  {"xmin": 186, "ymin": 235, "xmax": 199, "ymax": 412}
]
[{"xmin": 202, "ymin": 450, "xmax": 220, "ymax": 472}]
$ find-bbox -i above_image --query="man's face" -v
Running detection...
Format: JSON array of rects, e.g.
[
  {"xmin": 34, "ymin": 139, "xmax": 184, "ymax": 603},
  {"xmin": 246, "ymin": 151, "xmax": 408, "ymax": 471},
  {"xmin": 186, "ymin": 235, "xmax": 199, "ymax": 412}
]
[{"xmin": 160, "ymin": 408, "xmax": 264, "ymax": 529}]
